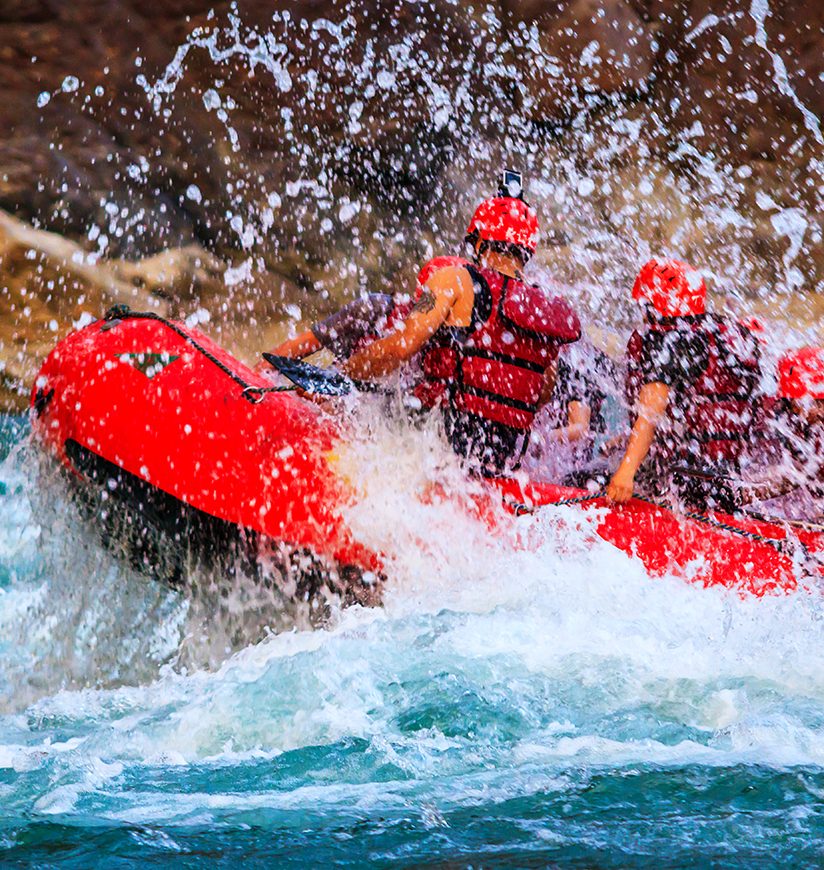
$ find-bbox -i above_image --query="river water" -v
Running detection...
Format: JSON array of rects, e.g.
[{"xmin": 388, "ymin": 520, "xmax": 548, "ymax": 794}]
[
  {"xmin": 2, "ymin": 414, "xmax": 824, "ymax": 867},
  {"xmin": 4, "ymin": 0, "xmax": 824, "ymax": 863}
]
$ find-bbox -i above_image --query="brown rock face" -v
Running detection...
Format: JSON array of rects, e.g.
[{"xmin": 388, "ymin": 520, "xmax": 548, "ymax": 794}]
[
  {"xmin": 0, "ymin": 0, "xmax": 821, "ymax": 409},
  {"xmin": 655, "ymin": 0, "xmax": 824, "ymax": 160},
  {"xmin": 0, "ymin": 0, "xmax": 477, "ymax": 258},
  {"xmin": 501, "ymin": 0, "xmax": 658, "ymax": 117}
]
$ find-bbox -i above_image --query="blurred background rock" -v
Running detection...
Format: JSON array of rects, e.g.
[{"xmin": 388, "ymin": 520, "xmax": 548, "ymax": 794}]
[{"xmin": 0, "ymin": 0, "xmax": 820, "ymax": 408}]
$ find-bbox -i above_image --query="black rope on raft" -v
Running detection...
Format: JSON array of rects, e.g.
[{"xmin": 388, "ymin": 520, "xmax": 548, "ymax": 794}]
[
  {"xmin": 744, "ymin": 509, "xmax": 824, "ymax": 535},
  {"xmin": 632, "ymin": 495, "xmax": 804, "ymax": 554},
  {"xmin": 506, "ymin": 491, "xmax": 605, "ymax": 516},
  {"xmin": 103, "ymin": 305, "xmax": 296, "ymax": 403},
  {"xmin": 505, "ymin": 490, "xmax": 802, "ymax": 556}
]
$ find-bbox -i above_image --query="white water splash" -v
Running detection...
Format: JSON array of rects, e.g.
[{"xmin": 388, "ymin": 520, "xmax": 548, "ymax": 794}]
[{"xmin": 750, "ymin": 0, "xmax": 823, "ymax": 144}]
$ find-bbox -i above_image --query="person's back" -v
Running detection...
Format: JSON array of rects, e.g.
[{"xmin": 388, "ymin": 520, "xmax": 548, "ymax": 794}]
[
  {"xmin": 344, "ymin": 173, "xmax": 581, "ymax": 476},
  {"xmin": 625, "ymin": 310, "xmax": 761, "ymax": 471},
  {"xmin": 743, "ymin": 346, "xmax": 824, "ymax": 522},
  {"xmin": 607, "ymin": 259, "xmax": 762, "ymax": 511},
  {"xmin": 415, "ymin": 261, "xmax": 580, "ymax": 474}
]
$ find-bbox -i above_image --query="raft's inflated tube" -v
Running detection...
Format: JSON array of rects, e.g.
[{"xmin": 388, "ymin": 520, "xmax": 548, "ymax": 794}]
[{"xmin": 30, "ymin": 309, "xmax": 383, "ymax": 594}]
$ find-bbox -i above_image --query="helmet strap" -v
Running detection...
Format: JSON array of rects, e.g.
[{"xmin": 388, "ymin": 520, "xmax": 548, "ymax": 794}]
[{"xmin": 475, "ymin": 239, "xmax": 490, "ymax": 264}]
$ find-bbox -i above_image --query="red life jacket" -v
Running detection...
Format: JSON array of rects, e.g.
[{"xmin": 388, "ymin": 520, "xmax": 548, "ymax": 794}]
[
  {"xmin": 416, "ymin": 265, "xmax": 581, "ymax": 431},
  {"xmin": 625, "ymin": 313, "xmax": 761, "ymax": 465}
]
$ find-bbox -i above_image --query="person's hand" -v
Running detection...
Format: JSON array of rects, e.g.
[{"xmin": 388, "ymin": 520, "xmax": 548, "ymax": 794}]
[{"xmin": 607, "ymin": 466, "xmax": 635, "ymax": 503}]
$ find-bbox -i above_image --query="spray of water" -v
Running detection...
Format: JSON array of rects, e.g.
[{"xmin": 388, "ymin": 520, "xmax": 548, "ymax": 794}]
[
  {"xmin": 117, "ymin": 0, "xmax": 823, "ymax": 337},
  {"xmin": 2, "ymin": 4, "xmax": 823, "ymax": 860}
]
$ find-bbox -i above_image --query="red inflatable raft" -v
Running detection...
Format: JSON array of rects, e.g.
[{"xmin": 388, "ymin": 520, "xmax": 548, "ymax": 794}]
[
  {"xmin": 490, "ymin": 479, "xmax": 823, "ymax": 596},
  {"xmin": 30, "ymin": 306, "xmax": 383, "ymax": 601},
  {"xmin": 30, "ymin": 308, "xmax": 823, "ymax": 599}
]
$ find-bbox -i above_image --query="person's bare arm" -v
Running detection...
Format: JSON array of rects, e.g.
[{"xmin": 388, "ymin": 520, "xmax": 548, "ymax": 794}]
[
  {"xmin": 606, "ymin": 381, "xmax": 670, "ymax": 503},
  {"xmin": 269, "ymin": 330, "xmax": 322, "ymax": 359},
  {"xmin": 565, "ymin": 401, "xmax": 591, "ymax": 441},
  {"xmin": 538, "ymin": 359, "xmax": 557, "ymax": 407},
  {"xmin": 343, "ymin": 267, "xmax": 470, "ymax": 380},
  {"xmin": 543, "ymin": 401, "xmax": 592, "ymax": 445},
  {"xmin": 255, "ymin": 329, "xmax": 322, "ymax": 373}
]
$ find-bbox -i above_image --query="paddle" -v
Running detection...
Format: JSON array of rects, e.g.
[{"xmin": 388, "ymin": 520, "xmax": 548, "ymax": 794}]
[
  {"xmin": 668, "ymin": 464, "xmax": 739, "ymax": 483},
  {"xmin": 262, "ymin": 354, "xmax": 358, "ymax": 396}
]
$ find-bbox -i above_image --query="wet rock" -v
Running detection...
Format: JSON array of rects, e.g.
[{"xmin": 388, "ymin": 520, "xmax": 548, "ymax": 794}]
[
  {"xmin": 0, "ymin": 0, "xmax": 477, "ymax": 261},
  {"xmin": 501, "ymin": 0, "xmax": 658, "ymax": 118},
  {"xmin": 0, "ymin": 209, "xmax": 225, "ymax": 409},
  {"xmin": 656, "ymin": 0, "xmax": 824, "ymax": 162}
]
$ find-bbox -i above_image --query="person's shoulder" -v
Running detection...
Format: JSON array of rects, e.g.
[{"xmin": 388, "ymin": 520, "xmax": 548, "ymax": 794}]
[
  {"xmin": 419, "ymin": 256, "xmax": 471, "ymax": 286},
  {"xmin": 333, "ymin": 293, "xmax": 393, "ymax": 323},
  {"xmin": 436, "ymin": 263, "xmax": 473, "ymax": 279},
  {"xmin": 636, "ymin": 319, "xmax": 695, "ymax": 367},
  {"xmin": 425, "ymin": 263, "xmax": 474, "ymax": 293},
  {"xmin": 419, "ymin": 255, "xmax": 469, "ymax": 276}
]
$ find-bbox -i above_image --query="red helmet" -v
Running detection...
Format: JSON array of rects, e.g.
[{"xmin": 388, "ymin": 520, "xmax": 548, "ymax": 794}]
[
  {"xmin": 466, "ymin": 197, "xmax": 540, "ymax": 259},
  {"xmin": 778, "ymin": 346, "xmax": 824, "ymax": 400},
  {"xmin": 631, "ymin": 259, "xmax": 707, "ymax": 318}
]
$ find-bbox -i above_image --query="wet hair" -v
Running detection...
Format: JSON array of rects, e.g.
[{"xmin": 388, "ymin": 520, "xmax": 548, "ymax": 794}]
[{"xmin": 466, "ymin": 232, "xmax": 531, "ymax": 267}]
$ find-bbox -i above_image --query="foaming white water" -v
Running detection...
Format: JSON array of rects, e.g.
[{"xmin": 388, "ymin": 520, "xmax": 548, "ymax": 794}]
[
  {"xmin": 7, "ymin": 556, "xmax": 824, "ymax": 824},
  {"xmin": 1, "ymin": 439, "xmax": 319, "ymax": 709},
  {"xmin": 3, "ymin": 398, "xmax": 824, "ymax": 832},
  {"xmin": 0, "ymin": 443, "xmax": 189, "ymax": 711},
  {"xmin": 336, "ymin": 399, "xmax": 824, "ymax": 666}
]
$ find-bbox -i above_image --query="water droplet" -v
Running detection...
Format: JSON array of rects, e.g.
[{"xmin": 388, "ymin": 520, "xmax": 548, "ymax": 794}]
[
  {"xmin": 577, "ymin": 177, "xmax": 595, "ymax": 197},
  {"xmin": 202, "ymin": 89, "xmax": 221, "ymax": 111},
  {"xmin": 376, "ymin": 70, "xmax": 396, "ymax": 90}
]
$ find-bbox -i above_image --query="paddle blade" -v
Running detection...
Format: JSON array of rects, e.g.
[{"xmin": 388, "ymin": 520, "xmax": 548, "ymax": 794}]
[{"xmin": 262, "ymin": 353, "xmax": 355, "ymax": 396}]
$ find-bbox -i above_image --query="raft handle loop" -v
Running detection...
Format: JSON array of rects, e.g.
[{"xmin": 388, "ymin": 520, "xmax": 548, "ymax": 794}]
[
  {"xmin": 242, "ymin": 386, "xmax": 267, "ymax": 404},
  {"xmin": 241, "ymin": 384, "xmax": 297, "ymax": 402}
]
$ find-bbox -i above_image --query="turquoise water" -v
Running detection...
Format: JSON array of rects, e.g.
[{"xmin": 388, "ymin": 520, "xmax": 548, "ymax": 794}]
[{"xmin": 2, "ymin": 416, "xmax": 824, "ymax": 867}]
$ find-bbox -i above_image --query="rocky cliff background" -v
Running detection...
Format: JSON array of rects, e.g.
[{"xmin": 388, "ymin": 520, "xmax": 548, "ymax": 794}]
[{"xmin": 0, "ymin": 0, "xmax": 821, "ymax": 409}]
